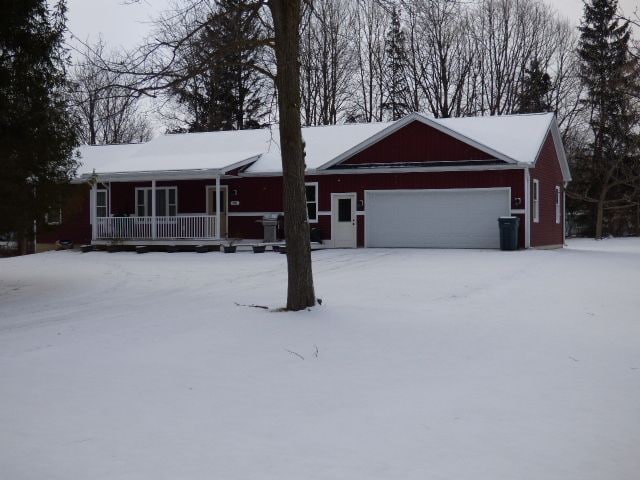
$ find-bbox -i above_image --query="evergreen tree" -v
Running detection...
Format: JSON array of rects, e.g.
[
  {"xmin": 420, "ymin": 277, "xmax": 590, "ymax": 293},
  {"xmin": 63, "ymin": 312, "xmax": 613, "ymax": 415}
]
[
  {"xmin": 517, "ymin": 59, "xmax": 552, "ymax": 113},
  {"xmin": 170, "ymin": 0, "xmax": 268, "ymax": 132},
  {"xmin": 570, "ymin": 0, "xmax": 639, "ymax": 238},
  {"xmin": 383, "ymin": 7, "xmax": 410, "ymax": 120},
  {"xmin": 0, "ymin": 0, "xmax": 78, "ymax": 252}
]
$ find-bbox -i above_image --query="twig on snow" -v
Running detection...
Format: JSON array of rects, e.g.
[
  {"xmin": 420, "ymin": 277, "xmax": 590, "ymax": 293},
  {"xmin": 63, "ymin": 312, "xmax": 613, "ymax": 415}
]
[{"xmin": 285, "ymin": 349, "xmax": 305, "ymax": 360}]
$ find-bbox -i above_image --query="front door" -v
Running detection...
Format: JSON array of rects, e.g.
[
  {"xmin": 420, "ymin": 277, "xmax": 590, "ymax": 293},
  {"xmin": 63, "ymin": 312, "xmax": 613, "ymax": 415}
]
[
  {"xmin": 207, "ymin": 187, "xmax": 228, "ymax": 237},
  {"xmin": 332, "ymin": 193, "xmax": 357, "ymax": 248}
]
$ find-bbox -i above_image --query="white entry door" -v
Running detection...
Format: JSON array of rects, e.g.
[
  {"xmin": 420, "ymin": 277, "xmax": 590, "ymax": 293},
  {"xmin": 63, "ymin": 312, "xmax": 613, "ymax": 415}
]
[{"xmin": 332, "ymin": 193, "xmax": 357, "ymax": 248}]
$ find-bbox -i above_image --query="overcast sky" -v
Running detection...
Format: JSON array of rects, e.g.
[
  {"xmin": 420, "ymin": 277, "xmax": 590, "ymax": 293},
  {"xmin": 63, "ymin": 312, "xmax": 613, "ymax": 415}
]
[{"xmin": 66, "ymin": 0, "xmax": 639, "ymax": 53}]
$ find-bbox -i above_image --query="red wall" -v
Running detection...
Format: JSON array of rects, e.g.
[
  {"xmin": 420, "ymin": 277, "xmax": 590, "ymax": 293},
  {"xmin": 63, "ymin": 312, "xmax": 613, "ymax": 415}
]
[
  {"xmin": 42, "ymin": 170, "xmax": 527, "ymax": 248},
  {"xmin": 37, "ymin": 184, "xmax": 92, "ymax": 245},
  {"xmin": 341, "ymin": 121, "xmax": 495, "ymax": 165},
  {"xmin": 530, "ymin": 133, "xmax": 565, "ymax": 247},
  {"xmin": 226, "ymin": 169, "xmax": 525, "ymax": 247}
]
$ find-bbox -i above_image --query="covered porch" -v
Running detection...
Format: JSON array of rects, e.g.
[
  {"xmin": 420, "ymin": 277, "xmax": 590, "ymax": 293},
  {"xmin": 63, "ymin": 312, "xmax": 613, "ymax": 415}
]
[{"xmin": 85, "ymin": 166, "xmax": 249, "ymax": 245}]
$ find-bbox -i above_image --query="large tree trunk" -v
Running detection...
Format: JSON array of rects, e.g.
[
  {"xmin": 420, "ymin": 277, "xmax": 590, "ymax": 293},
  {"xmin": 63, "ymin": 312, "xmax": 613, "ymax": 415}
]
[
  {"xmin": 268, "ymin": 0, "xmax": 316, "ymax": 311},
  {"xmin": 595, "ymin": 187, "xmax": 607, "ymax": 240}
]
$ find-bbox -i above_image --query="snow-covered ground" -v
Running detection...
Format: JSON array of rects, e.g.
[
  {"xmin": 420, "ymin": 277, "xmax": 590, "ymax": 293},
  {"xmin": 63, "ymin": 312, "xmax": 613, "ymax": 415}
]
[{"xmin": 1, "ymin": 239, "xmax": 639, "ymax": 480}]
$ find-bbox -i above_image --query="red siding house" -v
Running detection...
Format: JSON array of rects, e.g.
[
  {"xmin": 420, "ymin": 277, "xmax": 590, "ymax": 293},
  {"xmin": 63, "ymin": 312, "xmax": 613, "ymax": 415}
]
[{"xmin": 39, "ymin": 112, "xmax": 571, "ymax": 250}]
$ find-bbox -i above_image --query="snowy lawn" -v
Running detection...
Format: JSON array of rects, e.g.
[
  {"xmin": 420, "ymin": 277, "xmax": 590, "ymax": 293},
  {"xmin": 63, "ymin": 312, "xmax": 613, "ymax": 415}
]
[{"xmin": 1, "ymin": 239, "xmax": 639, "ymax": 480}]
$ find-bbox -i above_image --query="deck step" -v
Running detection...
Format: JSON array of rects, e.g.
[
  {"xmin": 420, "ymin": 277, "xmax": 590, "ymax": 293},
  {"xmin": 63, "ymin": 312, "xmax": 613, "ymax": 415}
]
[
  {"xmin": 80, "ymin": 245, "xmax": 94, "ymax": 253},
  {"xmin": 136, "ymin": 246, "xmax": 149, "ymax": 254}
]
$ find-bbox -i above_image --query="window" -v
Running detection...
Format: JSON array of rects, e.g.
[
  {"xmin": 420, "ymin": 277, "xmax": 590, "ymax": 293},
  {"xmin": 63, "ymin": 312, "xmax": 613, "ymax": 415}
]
[
  {"xmin": 555, "ymin": 186, "xmax": 561, "ymax": 224},
  {"xmin": 96, "ymin": 189, "xmax": 108, "ymax": 218},
  {"xmin": 135, "ymin": 187, "xmax": 177, "ymax": 217},
  {"xmin": 305, "ymin": 183, "xmax": 318, "ymax": 223},
  {"xmin": 45, "ymin": 208, "xmax": 62, "ymax": 225},
  {"xmin": 532, "ymin": 179, "xmax": 540, "ymax": 223},
  {"xmin": 338, "ymin": 198, "xmax": 352, "ymax": 222}
]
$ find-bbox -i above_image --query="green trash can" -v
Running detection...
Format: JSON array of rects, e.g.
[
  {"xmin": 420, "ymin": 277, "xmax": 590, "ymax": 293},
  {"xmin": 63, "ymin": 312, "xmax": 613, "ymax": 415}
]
[{"xmin": 498, "ymin": 216, "xmax": 520, "ymax": 250}]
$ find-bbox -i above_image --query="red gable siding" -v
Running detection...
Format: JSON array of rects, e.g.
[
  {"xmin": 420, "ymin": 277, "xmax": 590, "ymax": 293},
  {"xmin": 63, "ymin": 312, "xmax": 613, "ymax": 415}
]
[
  {"xmin": 339, "ymin": 120, "xmax": 495, "ymax": 165},
  {"xmin": 530, "ymin": 132, "xmax": 564, "ymax": 247}
]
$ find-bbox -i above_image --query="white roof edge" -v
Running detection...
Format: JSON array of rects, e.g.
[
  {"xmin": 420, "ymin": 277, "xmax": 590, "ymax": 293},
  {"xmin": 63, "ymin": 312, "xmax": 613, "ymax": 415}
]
[
  {"xmin": 73, "ymin": 155, "xmax": 261, "ymax": 183},
  {"xmin": 529, "ymin": 115, "xmax": 572, "ymax": 183}
]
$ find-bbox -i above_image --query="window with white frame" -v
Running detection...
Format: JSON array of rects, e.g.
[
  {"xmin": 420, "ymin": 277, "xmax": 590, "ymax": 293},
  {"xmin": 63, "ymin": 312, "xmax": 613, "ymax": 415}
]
[
  {"xmin": 305, "ymin": 183, "xmax": 318, "ymax": 223},
  {"xmin": 555, "ymin": 186, "xmax": 561, "ymax": 224},
  {"xmin": 45, "ymin": 207, "xmax": 62, "ymax": 225},
  {"xmin": 135, "ymin": 187, "xmax": 177, "ymax": 217},
  {"xmin": 532, "ymin": 179, "xmax": 540, "ymax": 223},
  {"xmin": 96, "ymin": 189, "xmax": 108, "ymax": 218}
]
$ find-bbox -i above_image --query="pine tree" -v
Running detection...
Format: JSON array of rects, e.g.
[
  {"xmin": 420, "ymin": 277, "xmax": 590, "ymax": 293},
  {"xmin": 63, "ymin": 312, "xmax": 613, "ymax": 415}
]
[
  {"xmin": 517, "ymin": 59, "xmax": 552, "ymax": 113},
  {"xmin": 0, "ymin": 0, "xmax": 78, "ymax": 252},
  {"xmin": 570, "ymin": 0, "xmax": 639, "ymax": 238},
  {"xmin": 170, "ymin": 0, "xmax": 268, "ymax": 132},
  {"xmin": 383, "ymin": 7, "xmax": 410, "ymax": 121}
]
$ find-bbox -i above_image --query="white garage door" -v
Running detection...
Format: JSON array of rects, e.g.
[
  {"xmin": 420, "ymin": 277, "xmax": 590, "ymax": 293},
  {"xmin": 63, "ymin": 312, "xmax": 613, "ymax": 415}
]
[{"xmin": 365, "ymin": 188, "xmax": 511, "ymax": 248}]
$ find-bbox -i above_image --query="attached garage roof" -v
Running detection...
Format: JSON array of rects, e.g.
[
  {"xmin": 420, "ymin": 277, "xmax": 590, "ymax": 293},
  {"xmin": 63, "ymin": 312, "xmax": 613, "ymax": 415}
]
[{"xmin": 75, "ymin": 112, "xmax": 564, "ymax": 181}]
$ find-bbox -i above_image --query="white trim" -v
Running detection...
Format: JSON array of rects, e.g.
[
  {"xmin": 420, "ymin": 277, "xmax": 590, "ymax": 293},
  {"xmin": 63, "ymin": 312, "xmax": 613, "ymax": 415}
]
[
  {"xmin": 227, "ymin": 211, "xmax": 282, "ymax": 217},
  {"xmin": 331, "ymin": 192, "xmax": 358, "ymax": 248},
  {"xmin": 305, "ymin": 181, "xmax": 319, "ymax": 224},
  {"xmin": 555, "ymin": 185, "xmax": 561, "ymax": 224},
  {"xmin": 532, "ymin": 179, "xmax": 540, "ymax": 223},
  {"xmin": 95, "ymin": 188, "xmax": 108, "ymax": 218},
  {"xmin": 363, "ymin": 187, "xmax": 511, "ymax": 248},
  {"xmin": 240, "ymin": 163, "xmax": 527, "ymax": 177},
  {"xmin": 529, "ymin": 116, "xmax": 572, "ymax": 183},
  {"xmin": 563, "ymin": 187, "xmax": 567, "ymax": 244},
  {"xmin": 206, "ymin": 184, "xmax": 229, "ymax": 239},
  {"xmin": 524, "ymin": 168, "xmax": 531, "ymax": 248},
  {"xmin": 318, "ymin": 112, "xmax": 520, "ymax": 170},
  {"xmin": 74, "ymin": 155, "xmax": 260, "ymax": 183}
]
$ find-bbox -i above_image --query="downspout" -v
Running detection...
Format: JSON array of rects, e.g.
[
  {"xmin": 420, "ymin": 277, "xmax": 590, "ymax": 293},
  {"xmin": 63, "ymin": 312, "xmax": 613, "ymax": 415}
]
[
  {"xmin": 524, "ymin": 168, "xmax": 531, "ymax": 248},
  {"xmin": 563, "ymin": 182, "xmax": 568, "ymax": 245}
]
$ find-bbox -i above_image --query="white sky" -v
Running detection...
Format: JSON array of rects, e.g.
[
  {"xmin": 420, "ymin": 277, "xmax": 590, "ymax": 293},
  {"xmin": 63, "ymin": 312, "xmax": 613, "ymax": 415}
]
[{"xmin": 66, "ymin": 0, "xmax": 639, "ymax": 53}]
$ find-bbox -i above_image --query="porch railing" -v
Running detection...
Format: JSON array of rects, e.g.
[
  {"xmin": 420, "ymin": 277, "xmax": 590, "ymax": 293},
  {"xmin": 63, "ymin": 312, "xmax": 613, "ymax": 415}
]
[{"xmin": 95, "ymin": 215, "xmax": 217, "ymax": 240}]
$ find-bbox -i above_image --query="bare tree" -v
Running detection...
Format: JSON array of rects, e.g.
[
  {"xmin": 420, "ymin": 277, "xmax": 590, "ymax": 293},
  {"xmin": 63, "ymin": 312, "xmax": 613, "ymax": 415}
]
[
  {"xmin": 349, "ymin": 0, "xmax": 389, "ymax": 122},
  {"xmin": 300, "ymin": 0, "xmax": 354, "ymax": 126},
  {"xmin": 70, "ymin": 40, "xmax": 152, "ymax": 145},
  {"xmin": 403, "ymin": 0, "xmax": 474, "ymax": 118}
]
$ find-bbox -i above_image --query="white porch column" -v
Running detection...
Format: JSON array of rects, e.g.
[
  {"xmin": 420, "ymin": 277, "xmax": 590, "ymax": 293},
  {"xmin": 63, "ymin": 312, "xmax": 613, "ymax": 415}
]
[
  {"xmin": 151, "ymin": 179, "xmax": 157, "ymax": 240},
  {"xmin": 90, "ymin": 182, "xmax": 97, "ymax": 241},
  {"xmin": 215, "ymin": 175, "xmax": 221, "ymax": 239}
]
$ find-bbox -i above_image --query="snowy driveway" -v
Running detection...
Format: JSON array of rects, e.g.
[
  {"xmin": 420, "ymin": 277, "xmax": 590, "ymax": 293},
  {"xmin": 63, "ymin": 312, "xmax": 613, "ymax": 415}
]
[{"xmin": 1, "ymin": 239, "xmax": 639, "ymax": 480}]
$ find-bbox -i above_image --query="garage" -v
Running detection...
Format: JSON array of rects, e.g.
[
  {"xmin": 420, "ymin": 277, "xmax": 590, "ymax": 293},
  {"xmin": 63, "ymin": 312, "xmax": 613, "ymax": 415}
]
[{"xmin": 364, "ymin": 188, "xmax": 511, "ymax": 248}]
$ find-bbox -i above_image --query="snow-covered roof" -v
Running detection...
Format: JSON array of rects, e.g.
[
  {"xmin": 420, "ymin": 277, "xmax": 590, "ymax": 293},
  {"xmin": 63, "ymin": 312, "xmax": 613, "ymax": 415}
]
[
  {"xmin": 432, "ymin": 112, "xmax": 555, "ymax": 165},
  {"xmin": 75, "ymin": 112, "xmax": 564, "ymax": 181}
]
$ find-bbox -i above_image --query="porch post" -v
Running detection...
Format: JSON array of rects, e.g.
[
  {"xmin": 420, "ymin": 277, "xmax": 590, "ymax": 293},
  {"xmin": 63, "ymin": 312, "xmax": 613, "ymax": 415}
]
[
  {"xmin": 90, "ymin": 182, "xmax": 97, "ymax": 241},
  {"xmin": 151, "ymin": 179, "xmax": 157, "ymax": 240},
  {"xmin": 215, "ymin": 175, "xmax": 221, "ymax": 239}
]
